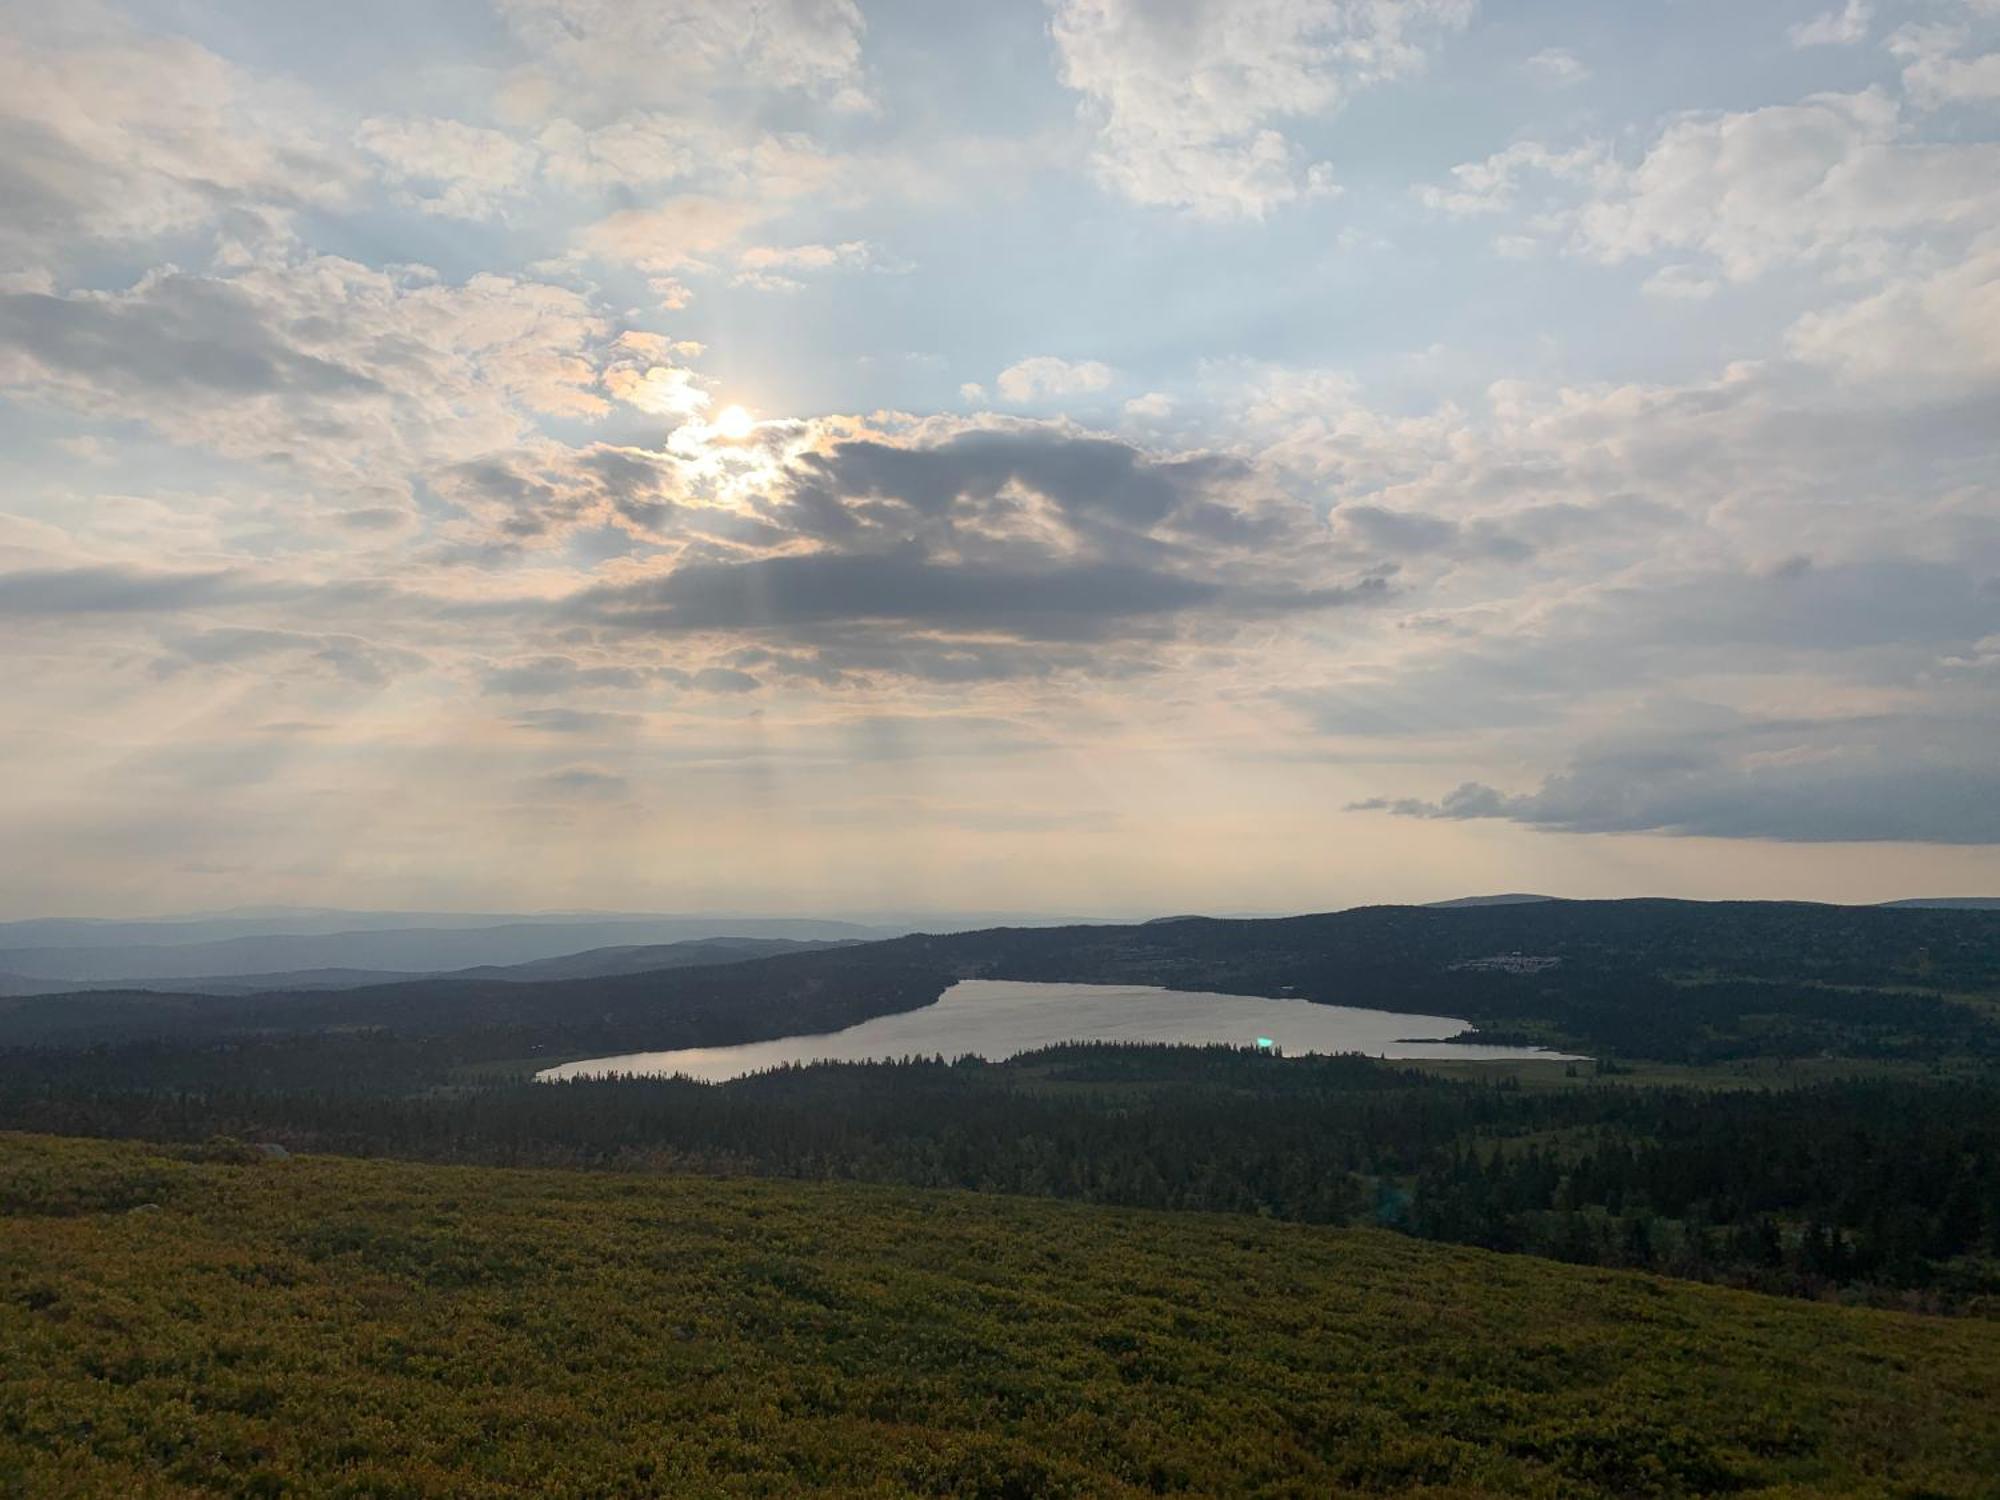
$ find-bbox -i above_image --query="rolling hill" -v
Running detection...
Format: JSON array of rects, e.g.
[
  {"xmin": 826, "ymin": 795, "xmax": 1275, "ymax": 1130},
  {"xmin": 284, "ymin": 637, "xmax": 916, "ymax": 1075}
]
[{"xmin": 0, "ymin": 935, "xmax": 859, "ymax": 997}]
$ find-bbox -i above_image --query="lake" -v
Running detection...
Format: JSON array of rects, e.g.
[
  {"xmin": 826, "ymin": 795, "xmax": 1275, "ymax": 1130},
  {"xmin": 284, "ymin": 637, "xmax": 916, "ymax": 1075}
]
[{"xmin": 536, "ymin": 978, "xmax": 1583, "ymax": 1082}]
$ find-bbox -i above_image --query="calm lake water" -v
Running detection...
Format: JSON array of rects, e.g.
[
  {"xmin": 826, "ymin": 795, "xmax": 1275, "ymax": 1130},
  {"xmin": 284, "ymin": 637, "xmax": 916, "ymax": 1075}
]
[{"xmin": 536, "ymin": 978, "xmax": 1582, "ymax": 1082}]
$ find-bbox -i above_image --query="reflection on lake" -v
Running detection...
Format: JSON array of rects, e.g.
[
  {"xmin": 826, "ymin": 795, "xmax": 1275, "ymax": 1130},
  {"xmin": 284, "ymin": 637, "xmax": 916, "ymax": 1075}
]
[{"xmin": 536, "ymin": 979, "xmax": 1583, "ymax": 1082}]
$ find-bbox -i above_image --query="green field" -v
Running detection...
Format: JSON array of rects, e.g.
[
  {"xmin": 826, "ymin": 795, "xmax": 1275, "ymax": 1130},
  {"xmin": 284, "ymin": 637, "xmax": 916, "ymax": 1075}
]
[{"xmin": 3, "ymin": 1134, "xmax": 1996, "ymax": 1497}]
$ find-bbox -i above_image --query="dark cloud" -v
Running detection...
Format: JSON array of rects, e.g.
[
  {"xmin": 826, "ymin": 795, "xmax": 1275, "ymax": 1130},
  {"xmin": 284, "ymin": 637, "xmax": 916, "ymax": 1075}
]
[
  {"xmin": 504, "ymin": 423, "xmax": 1401, "ymax": 685},
  {"xmin": 482, "ymin": 656, "xmax": 670, "ymax": 696},
  {"xmin": 1353, "ymin": 724, "xmax": 2000, "ymax": 844},
  {"xmin": 436, "ymin": 459, "xmax": 573, "ymax": 540},
  {"xmin": 785, "ymin": 431, "xmax": 1249, "ymax": 536},
  {"xmin": 0, "ymin": 565, "xmax": 234, "ymax": 614},
  {"xmin": 508, "ymin": 707, "xmax": 644, "ymax": 733},
  {"xmin": 530, "ymin": 766, "xmax": 630, "ymax": 799},
  {"xmin": 157, "ymin": 626, "xmax": 427, "ymax": 686},
  {"xmin": 1292, "ymin": 557, "xmax": 1999, "ymax": 741},
  {"xmin": 481, "ymin": 655, "xmax": 760, "ymax": 698},
  {"xmin": 432, "ymin": 444, "xmax": 788, "ymax": 549},
  {"xmin": 433, "ymin": 424, "xmax": 1385, "ymax": 683},
  {"xmin": 0, "ymin": 279, "xmax": 376, "ymax": 398},
  {"xmin": 765, "ymin": 429, "xmax": 1317, "ymax": 581},
  {"xmin": 1333, "ymin": 496, "xmax": 1677, "ymax": 565},
  {"xmin": 331, "ymin": 505, "xmax": 416, "ymax": 533},
  {"xmin": 1337, "ymin": 505, "xmax": 1461, "ymax": 555},
  {"xmin": 0, "ymin": 131, "xmax": 100, "ymax": 248},
  {"xmin": 1639, "ymin": 559, "xmax": 2000, "ymax": 652},
  {"xmin": 570, "ymin": 551, "xmax": 1222, "ymax": 641},
  {"xmin": 691, "ymin": 666, "xmax": 761, "ymax": 692}
]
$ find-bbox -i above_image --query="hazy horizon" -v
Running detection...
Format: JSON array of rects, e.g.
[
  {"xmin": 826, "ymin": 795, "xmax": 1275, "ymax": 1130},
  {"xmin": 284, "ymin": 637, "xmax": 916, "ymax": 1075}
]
[
  {"xmin": 2, "ymin": 0, "xmax": 1995, "ymax": 915},
  {"xmin": 6, "ymin": 891, "xmax": 1997, "ymax": 930}
]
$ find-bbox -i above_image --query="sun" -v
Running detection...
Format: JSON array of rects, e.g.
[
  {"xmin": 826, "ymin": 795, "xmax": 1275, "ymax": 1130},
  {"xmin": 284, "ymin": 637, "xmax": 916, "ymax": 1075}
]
[{"xmin": 712, "ymin": 404, "xmax": 755, "ymax": 440}]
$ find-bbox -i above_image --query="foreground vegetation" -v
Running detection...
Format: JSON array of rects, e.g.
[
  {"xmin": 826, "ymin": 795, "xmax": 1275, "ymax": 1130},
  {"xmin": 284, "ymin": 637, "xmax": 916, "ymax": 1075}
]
[{"xmin": 3, "ymin": 1132, "xmax": 1997, "ymax": 1497}]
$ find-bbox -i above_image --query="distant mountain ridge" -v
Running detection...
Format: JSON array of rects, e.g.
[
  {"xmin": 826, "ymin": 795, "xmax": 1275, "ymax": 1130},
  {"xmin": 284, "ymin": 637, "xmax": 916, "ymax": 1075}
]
[
  {"xmin": 0, "ymin": 936, "xmax": 856, "ymax": 996},
  {"xmin": 1880, "ymin": 897, "xmax": 2000, "ymax": 910},
  {"xmin": 0, "ymin": 920, "xmax": 886, "ymax": 985},
  {"xmin": 1424, "ymin": 894, "xmax": 1557, "ymax": 909},
  {"xmin": 5, "ymin": 895, "xmax": 1993, "ymax": 998}
]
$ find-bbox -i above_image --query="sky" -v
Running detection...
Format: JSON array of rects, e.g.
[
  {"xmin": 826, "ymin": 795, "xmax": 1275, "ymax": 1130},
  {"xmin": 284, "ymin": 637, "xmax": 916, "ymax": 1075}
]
[{"xmin": 1, "ymin": 0, "xmax": 1997, "ymax": 919}]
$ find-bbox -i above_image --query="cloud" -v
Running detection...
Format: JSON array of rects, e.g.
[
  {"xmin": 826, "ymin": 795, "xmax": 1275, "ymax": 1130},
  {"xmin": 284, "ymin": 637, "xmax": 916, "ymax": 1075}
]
[
  {"xmin": 732, "ymin": 240, "xmax": 878, "ymax": 292},
  {"xmin": 1790, "ymin": 2, "xmax": 1871, "ymax": 48},
  {"xmin": 155, "ymin": 626, "xmax": 428, "ymax": 686},
  {"xmin": 483, "ymin": 658, "xmax": 662, "ymax": 697},
  {"xmin": 1424, "ymin": 77, "xmax": 2000, "ymax": 300},
  {"xmin": 536, "ymin": 114, "xmax": 712, "ymax": 189},
  {"xmin": 1415, "ymin": 141, "xmax": 1612, "ymax": 217},
  {"xmin": 0, "ymin": 28, "xmax": 355, "ymax": 261},
  {"xmin": 1245, "ymin": 343, "xmax": 2000, "ymax": 846},
  {"xmin": 692, "ymin": 666, "xmax": 763, "ymax": 693},
  {"xmin": 495, "ymin": 0, "xmax": 868, "ymax": 107},
  {"xmin": 1524, "ymin": 48, "xmax": 1589, "ymax": 82},
  {"xmin": 0, "ymin": 245, "xmax": 628, "ymax": 495},
  {"xmin": 514, "ymin": 424, "xmax": 1389, "ymax": 674},
  {"xmin": 574, "ymin": 196, "xmax": 771, "ymax": 274},
  {"xmin": 737, "ymin": 242, "xmax": 874, "ymax": 273},
  {"xmin": 510, "ymin": 707, "xmax": 643, "ymax": 734},
  {"xmin": 1335, "ymin": 504, "xmax": 1478, "ymax": 556},
  {"xmin": 1575, "ymin": 89, "xmax": 2000, "ymax": 280},
  {"xmin": 1788, "ymin": 240, "xmax": 2000, "ymax": 387},
  {"xmin": 0, "ymin": 565, "xmax": 234, "ymax": 615},
  {"xmin": 1890, "ymin": 21, "xmax": 2000, "ymax": 106},
  {"xmin": 602, "ymin": 365, "xmax": 713, "ymax": 420},
  {"xmin": 1423, "ymin": 86, "xmax": 2000, "ymax": 284},
  {"xmin": 535, "ymin": 116, "xmax": 849, "ymax": 216},
  {"xmin": 1352, "ymin": 722, "xmax": 2000, "ymax": 843},
  {"xmin": 356, "ymin": 117, "xmax": 541, "ymax": 220},
  {"xmin": 1642, "ymin": 265, "xmax": 1720, "ymax": 301},
  {"xmin": 479, "ymin": 652, "xmax": 769, "ymax": 698},
  {"xmin": 530, "ymin": 765, "xmax": 631, "ymax": 799},
  {"xmin": 1049, "ymin": 0, "xmax": 1475, "ymax": 217},
  {"xmin": 573, "ymin": 551, "xmax": 1222, "ymax": 638},
  {"xmin": 0, "ymin": 278, "xmax": 376, "ymax": 403},
  {"xmin": 424, "ymin": 432, "xmax": 799, "ymax": 549},
  {"xmin": 995, "ymin": 356, "xmax": 1115, "ymax": 402}
]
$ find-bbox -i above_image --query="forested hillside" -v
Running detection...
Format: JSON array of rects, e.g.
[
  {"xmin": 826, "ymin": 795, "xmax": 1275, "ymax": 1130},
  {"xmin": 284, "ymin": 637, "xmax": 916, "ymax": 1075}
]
[
  {"xmin": 874, "ymin": 900, "xmax": 2000, "ymax": 1062},
  {"xmin": 3, "ymin": 1134, "xmax": 1997, "ymax": 1498},
  {"xmin": 4, "ymin": 900, "xmax": 1997, "ymax": 1066},
  {"xmin": 0, "ymin": 949, "xmax": 952, "ymax": 1059}
]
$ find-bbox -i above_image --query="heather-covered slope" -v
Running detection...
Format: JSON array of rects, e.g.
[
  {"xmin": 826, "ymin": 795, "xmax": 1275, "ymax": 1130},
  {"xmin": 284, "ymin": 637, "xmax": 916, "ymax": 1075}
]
[{"xmin": 1, "ymin": 1133, "xmax": 1996, "ymax": 1497}]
